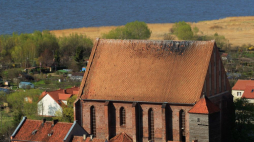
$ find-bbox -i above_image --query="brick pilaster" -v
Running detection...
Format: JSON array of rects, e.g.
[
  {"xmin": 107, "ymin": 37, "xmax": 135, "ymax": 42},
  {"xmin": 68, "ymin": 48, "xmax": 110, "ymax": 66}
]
[{"xmin": 132, "ymin": 102, "xmax": 137, "ymax": 142}]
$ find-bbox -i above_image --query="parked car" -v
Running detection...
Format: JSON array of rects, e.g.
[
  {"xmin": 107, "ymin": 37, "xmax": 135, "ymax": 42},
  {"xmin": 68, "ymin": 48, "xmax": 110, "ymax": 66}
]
[{"xmin": 19, "ymin": 82, "xmax": 35, "ymax": 89}]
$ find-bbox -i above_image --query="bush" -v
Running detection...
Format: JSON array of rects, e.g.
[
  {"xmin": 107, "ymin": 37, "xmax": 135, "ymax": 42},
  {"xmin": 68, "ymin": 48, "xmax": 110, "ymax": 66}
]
[
  {"xmin": 171, "ymin": 21, "xmax": 193, "ymax": 40},
  {"xmin": 102, "ymin": 21, "xmax": 151, "ymax": 39}
]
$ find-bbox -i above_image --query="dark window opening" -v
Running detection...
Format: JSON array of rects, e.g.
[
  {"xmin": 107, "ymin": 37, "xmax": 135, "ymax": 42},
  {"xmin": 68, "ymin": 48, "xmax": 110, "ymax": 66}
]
[
  {"xmin": 179, "ymin": 110, "xmax": 186, "ymax": 142},
  {"xmin": 90, "ymin": 106, "xmax": 96, "ymax": 137},
  {"xmin": 148, "ymin": 108, "xmax": 154, "ymax": 141},
  {"xmin": 120, "ymin": 107, "xmax": 126, "ymax": 126}
]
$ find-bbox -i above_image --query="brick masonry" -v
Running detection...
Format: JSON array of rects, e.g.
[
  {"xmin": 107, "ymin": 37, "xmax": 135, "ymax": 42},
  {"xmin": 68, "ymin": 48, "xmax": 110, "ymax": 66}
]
[{"xmin": 75, "ymin": 44, "xmax": 233, "ymax": 142}]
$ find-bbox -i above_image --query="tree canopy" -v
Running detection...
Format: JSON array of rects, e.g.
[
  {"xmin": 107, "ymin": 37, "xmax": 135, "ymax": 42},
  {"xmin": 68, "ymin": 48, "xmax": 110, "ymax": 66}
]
[
  {"xmin": 0, "ymin": 31, "xmax": 93, "ymax": 70},
  {"xmin": 171, "ymin": 21, "xmax": 193, "ymax": 40},
  {"xmin": 102, "ymin": 21, "xmax": 151, "ymax": 39}
]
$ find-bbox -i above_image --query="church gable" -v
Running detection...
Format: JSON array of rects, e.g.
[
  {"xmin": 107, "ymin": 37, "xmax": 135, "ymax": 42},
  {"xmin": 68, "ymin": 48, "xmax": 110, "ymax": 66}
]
[
  {"xmin": 201, "ymin": 43, "xmax": 231, "ymax": 98},
  {"xmin": 79, "ymin": 39, "xmax": 216, "ymax": 104}
]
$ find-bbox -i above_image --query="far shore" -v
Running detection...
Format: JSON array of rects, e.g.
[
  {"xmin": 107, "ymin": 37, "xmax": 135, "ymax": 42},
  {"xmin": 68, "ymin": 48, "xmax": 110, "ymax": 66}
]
[{"xmin": 50, "ymin": 16, "xmax": 254, "ymax": 47}]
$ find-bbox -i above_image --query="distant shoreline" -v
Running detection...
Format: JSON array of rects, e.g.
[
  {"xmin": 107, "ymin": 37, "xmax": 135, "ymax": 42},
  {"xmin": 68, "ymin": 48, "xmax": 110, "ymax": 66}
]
[{"xmin": 51, "ymin": 16, "xmax": 254, "ymax": 47}]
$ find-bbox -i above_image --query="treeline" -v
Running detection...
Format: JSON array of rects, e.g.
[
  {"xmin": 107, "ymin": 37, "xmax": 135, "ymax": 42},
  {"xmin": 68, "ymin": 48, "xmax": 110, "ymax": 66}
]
[{"xmin": 0, "ymin": 31, "xmax": 93, "ymax": 71}]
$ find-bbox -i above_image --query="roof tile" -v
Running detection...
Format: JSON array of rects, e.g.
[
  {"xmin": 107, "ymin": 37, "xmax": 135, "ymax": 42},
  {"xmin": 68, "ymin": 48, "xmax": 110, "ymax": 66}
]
[
  {"xmin": 79, "ymin": 39, "xmax": 215, "ymax": 104},
  {"xmin": 188, "ymin": 96, "xmax": 220, "ymax": 114},
  {"xmin": 109, "ymin": 132, "xmax": 133, "ymax": 142},
  {"xmin": 242, "ymin": 85, "xmax": 254, "ymax": 99},
  {"xmin": 12, "ymin": 119, "xmax": 72, "ymax": 142},
  {"xmin": 232, "ymin": 80, "xmax": 254, "ymax": 90}
]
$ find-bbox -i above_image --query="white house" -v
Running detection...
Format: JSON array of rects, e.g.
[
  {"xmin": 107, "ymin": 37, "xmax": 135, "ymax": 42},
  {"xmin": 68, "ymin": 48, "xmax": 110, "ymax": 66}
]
[
  {"xmin": 37, "ymin": 87, "xmax": 79, "ymax": 116},
  {"xmin": 232, "ymin": 80, "xmax": 254, "ymax": 100}
]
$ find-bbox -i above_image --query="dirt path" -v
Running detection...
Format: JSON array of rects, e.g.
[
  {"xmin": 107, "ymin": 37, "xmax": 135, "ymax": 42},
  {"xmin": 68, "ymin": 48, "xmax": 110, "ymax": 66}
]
[{"xmin": 51, "ymin": 16, "xmax": 254, "ymax": 47}]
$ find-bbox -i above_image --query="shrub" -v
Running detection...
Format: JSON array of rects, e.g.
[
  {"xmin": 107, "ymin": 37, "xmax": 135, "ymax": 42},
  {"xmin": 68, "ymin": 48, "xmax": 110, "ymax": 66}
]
[
  {"xmin": 102, "ymin": 21, "xmax": 151, "ymax": 39},
  {"xmin": 171, "ymin": 21, "xmax": 193, "ymax": 40}
]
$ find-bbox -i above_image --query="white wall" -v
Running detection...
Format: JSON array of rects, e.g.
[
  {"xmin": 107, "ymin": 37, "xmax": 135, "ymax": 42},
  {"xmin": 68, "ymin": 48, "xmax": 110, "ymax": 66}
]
[
  {"xmin": 232, "ymin": 90, "xmax": 244, "ymax": 100},
  {"xmin": 247, "ymin": 99, "xmax": 254, "ymax": 103},
  {"xmin": 37, "ymin": 94, "xmax": 62, "ymax": 116}
]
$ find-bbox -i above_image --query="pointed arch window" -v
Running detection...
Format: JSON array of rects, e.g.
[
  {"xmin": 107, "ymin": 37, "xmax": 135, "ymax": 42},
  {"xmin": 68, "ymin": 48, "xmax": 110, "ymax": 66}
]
[
  {"xmin": 90, "ymin": 106, "xmax": 96, "ymax": 137},
  {"xmin": 179, "ymin": 110, "xmax": 186, "ymax": 141},
  {"xmin": 120, "ymin": 107, "xmax": 126, "ymax": 126},
  {"xmin": 148, "ymin": 108, "xmax": 154, "ymax": 141}
]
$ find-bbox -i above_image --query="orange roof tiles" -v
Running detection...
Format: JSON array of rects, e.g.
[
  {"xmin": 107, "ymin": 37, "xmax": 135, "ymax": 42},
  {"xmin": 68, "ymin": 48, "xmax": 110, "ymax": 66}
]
[
  {"xmin": 12, "ymin": 119, "xmax": 72, "ymax": 142},
  {"xmin": 39, "ymin": 87, "xmax": 79, "ymax": 105},
  {"xmin": 79, "ymin": 39, "xmax": 215, "ymax": 104},
  {"xmin": 242, "ymin": 86, "xmax": 254, "ymax": 99},
  {"xmin": 109, "ymin": 132, "xmax": 133, "ymax": 142},
  {"xmin": 72, "ymin": 136, "xmax": 105, "ymax": 142},
  {"xmin": 232, "ymin": 80, "xmax": 254, "ymax": 90},
  {"xmin": 188, "ymin": 96, "xmax": 220, "ymax": 114},
  {"xmin": 59, "ymin": 93, "xmax": 72, "ymax": 100}
]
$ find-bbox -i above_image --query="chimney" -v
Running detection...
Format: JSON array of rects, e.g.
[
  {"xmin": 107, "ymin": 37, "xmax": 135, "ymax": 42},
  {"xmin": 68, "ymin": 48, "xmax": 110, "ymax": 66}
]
[
  {"xmin": 42, "ymin": 118, "xmax": 46, "ymax": 126},
  {"xmin": 83, "ymin": 134, "xmax": 87, "ymax": 140},
  {"xmin": 90, "ymin": 135, "xmax": 93, "ymax": 140},
  {"xmin": 63, "ymin": 89, "xmax": 66, "ymax": 93},
  {"xmin": 52, "ymin": 119, "xmax": 58, "ymax": 126}
]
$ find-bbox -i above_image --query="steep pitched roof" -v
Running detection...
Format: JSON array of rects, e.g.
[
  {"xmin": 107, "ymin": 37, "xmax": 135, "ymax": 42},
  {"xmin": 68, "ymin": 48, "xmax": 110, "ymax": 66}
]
[
  {"xmin": 188, "ymin": 96, "xmax": 220, "ymax": 114},
  {"xmin": 78, "ymin": 39, "xmax": 216, "ymax": 104},
  {"xmin": 72, "ymin": 136, "xmax": 105, "ymax": 142},
  {"xmin": 242, "ymin": 86, "xmax": 254, "ymax": 99},
  {"xmin": 12, "ymin": 119, "xmax": 72, "ymax": 142},
  {"xmin": 109, "ymin": 132, "xmax": 133, "ymax": 142},
  {"xmin": 39, "ymin": 87, "xmax": 79, "ymax": 105},
  {"xmin": 232, "ymin": 80, "xmax": 254, "ymax": 90}
]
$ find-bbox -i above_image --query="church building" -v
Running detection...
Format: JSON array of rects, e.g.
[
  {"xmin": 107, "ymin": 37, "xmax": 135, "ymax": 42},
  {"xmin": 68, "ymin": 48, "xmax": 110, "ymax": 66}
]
[{"xmin": 74, "ymin": 39, "xmax": 233, "ymax": 142}]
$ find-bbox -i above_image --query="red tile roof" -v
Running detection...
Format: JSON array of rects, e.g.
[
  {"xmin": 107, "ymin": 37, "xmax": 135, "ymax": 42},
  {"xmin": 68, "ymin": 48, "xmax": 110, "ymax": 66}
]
[
  {"xmin": 232, "ymin": 80, "xmax": 254, "ymax": 90},
  {"xmin": 58, "ymin": 93, "xmax": 72, "ymax": 100},
  {"xmin": 39, "ymin": 87, "xmax": 79, "ymax": 105},
  {"xmin": 221, "ymin": 53, "xmax": 228, "ymax": 57},
  {"xmin": 188, "ymin": 96, "xmax": 220, "ymax": 114},
  {"xmin": 79, "ymin": 39, "xmax": 216, "ymax": 104},
  {"xmin": 241, "ymin": 86, "xmax": 254, "ymax": 99},
  {"xmin": 109, "ymin": 132, "xmax": 133, "ymax": 142},
  {"xmin": 12, "ymin": 119, "xmax": 72, "ymax": 142},
  {"xmin": 72, "ymin": 136, "xmax": 105, "ymax": 142}
]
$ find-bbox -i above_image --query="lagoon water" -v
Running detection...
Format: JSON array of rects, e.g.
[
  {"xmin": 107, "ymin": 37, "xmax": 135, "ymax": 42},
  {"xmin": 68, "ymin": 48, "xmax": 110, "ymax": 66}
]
[{"xmin": 0, "ymin": 0, "xmax": 254, "ymax": 35}]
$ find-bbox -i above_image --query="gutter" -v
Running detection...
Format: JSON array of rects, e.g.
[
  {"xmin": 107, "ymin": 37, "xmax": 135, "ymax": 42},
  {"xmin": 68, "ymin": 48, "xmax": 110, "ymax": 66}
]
[
  {"xmin": 81, "ymin": 99, "xmax": 195, "ymax": 106},
  {"xmin": 11, "ymin": 116, "xmax": 27, "ymax": 138},
  {"xmin": 63, "ymin": 120, "xmax": 77, "ymax": 142},
  {"xmin": 208, "ymin": 91, "xmax": 229, "ymax": 99}
]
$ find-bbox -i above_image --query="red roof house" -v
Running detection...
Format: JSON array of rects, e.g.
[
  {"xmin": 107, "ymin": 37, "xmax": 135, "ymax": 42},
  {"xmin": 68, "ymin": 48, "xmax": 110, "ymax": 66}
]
[
  {"xmin": 11, "ymin": 117, "xmax": 86, "ymax": 142},
  {"xmin": 232, "ymin": 80, "xmax": 254, "ymax": 100},
  {"xmin": 38, "ymin": 87, "xmax": 79, "ymax": 117}
]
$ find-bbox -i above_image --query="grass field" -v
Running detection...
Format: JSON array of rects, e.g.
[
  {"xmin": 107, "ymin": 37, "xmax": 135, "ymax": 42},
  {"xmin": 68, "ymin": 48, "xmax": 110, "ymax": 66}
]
[{"xmin": 51, "ymin": 16, "xmax": 254, "ymax": 47}]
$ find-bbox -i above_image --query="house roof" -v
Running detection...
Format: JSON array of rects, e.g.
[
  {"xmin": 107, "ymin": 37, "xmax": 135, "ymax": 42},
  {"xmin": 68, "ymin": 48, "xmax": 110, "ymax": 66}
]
[
  {"xmin": 78, "ymin": 39, "xmax": 215, "ymax": 104},
  {"xmin": 242, "ymin": 86, "xmax": 254, "ymax": 99},
  {"xmin": 109, "ymin": 132, "xmax": 133, "ymax": 142},
  {"xmin": 39, "ymin": 87, "xmax": 79, "ymax": 105},
  {"xmin": 11, "ymin": 119, "xmax": 73, "ymax": 142},
  {"xmin": 72, "ymin": 136, "xmax": 105, "ymax": 142},
  {"xmin": 232, "ymin": 80, "xmax": 254, "ymax": 90},
  {"xmin": 188, "ymin": 95, "xmax": 220, "ymax": 114},
  {"xmin": 221, "ymin": 53, "xmax": 228, "ymax": 57}
]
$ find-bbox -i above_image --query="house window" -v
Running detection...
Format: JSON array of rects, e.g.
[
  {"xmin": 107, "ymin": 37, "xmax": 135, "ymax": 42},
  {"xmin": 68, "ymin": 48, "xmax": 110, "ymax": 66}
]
[
  {"xmin": 180, "ymin": 110, "xmax": 186, "ymax": 142},
  {"xmin": 148, "ymin": 108, "xmax": 154, "ymax": 141},
  {"xmin": 90, "ymin": 106, "xmax": 96, "ymax": 137},
  {"xmin": 197, "ymin": 118, "xmax": 200, "ymax": 122},
  {"xmin": 120, "ymin": 107, "xmax": 126, "ymax": 126},
  {"xmin": 237, "ymin": 92, "xmax": 242, "ymax": 96}
]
